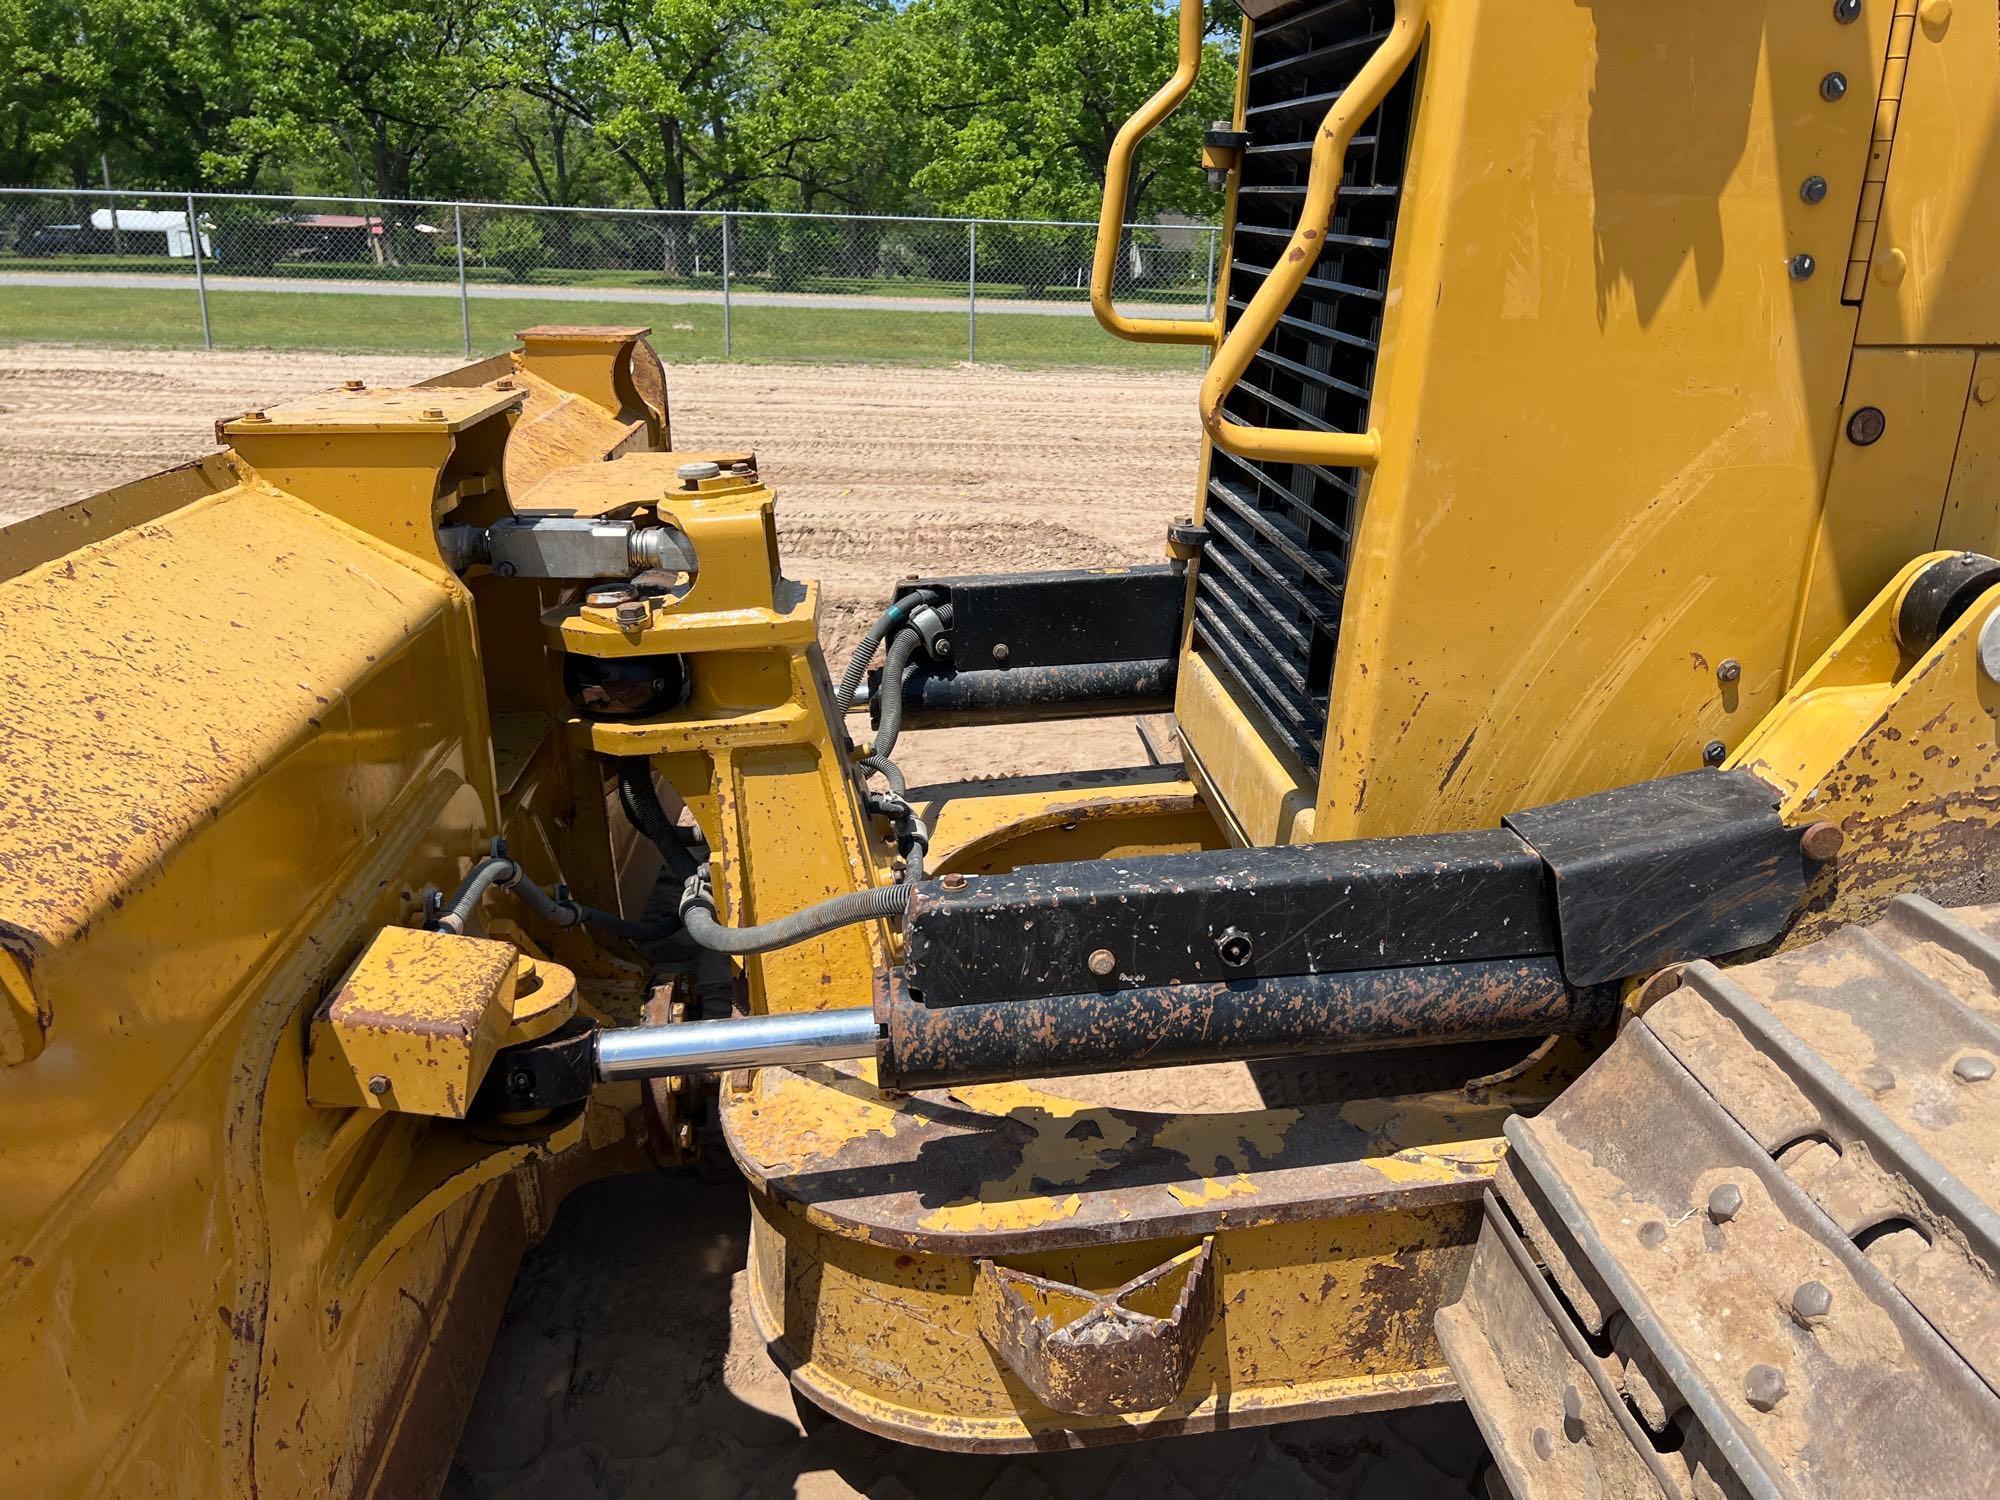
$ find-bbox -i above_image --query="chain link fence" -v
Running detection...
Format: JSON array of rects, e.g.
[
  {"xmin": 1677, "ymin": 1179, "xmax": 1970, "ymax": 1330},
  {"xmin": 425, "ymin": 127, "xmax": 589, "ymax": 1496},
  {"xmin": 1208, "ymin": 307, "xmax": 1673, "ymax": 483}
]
[{"xmin": 0, "ymin": 187, "xmax": 1219, "ymax": 366}]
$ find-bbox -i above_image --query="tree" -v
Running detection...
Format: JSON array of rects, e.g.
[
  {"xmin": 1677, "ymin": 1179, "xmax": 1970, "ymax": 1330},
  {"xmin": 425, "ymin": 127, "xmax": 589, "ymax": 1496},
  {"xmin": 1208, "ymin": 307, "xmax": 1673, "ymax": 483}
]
[{"xmin": 900, "ymin": 0, "xmax": 1237, "ymax": 222}]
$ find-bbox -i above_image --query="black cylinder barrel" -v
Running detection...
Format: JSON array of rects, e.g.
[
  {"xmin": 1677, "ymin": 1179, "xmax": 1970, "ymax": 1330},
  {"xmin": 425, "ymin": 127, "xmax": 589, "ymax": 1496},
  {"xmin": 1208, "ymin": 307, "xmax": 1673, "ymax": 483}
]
[{"xmin": 878, "ymin": 957, "xmax": 1616, "ymax": 1089}]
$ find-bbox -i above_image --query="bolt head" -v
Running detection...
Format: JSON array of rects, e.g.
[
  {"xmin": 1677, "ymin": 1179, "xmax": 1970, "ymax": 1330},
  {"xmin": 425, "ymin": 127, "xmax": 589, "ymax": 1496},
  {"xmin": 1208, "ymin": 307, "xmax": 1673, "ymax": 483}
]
[
  {"xmin": 1847, "ymin": 406, "xmax": 1887, "ymax": 445},
  {"xmin": 940, "ymin": 872, "xmax": 968, "ymax": 892},
  {"xmin": 1531, "ymin": 1427, "xmax": 1554, "ymax": 1461},
  {"xmin": 1834, "ymin": 0, "xmax": 1861, "ymax": 19},
  {"xmin": 1744, "ymin": 1363, "xmax": 1788, "ymax": 1411},
  {"xmin": 675, "ymin": 1120, "xmax": 695, "ymax": 1150},
  {"xmin": 1087, "ymin": 948, "xmax": 1118, "ymax": 978},
  {"xmin": 1638, "ymin": 1220, "xmax": 1669, "ymax": 1248},
  {"xmin": 1800, "ymin": 821, "xmax": 1844, "ymax": 861},
  {"xmin": 243, "ymin": 409, "xmax": 268, "ymax": 423},
  {"xmin": 614, "ymin": 599, "xmax": 650, "ymax": 627},
  {"xmin": 1789, "ymin": 252, "xmax": 1817, "ymax": 281},
  {"xmin": 1953, "ymin": 1053, "xmax": 1996, "ymax": 1083},
  {"xmin": 508, "ymin": 1068, "xmax": 535, "ymax": 1094},
  {"xmin": 1792, "ymin": 1280, "xmax": 1834, "ymax": 1323},
  {"xmin": 367, "ymin": 1074, "xmax": 391, "ymax": 1097},
  {"xmin": 1800, "ymin": 175, "xmax": 1829, "ymax": 205},
  {"xmin": 495, "ymin": 560, "xmax": 518, "ymax": 578},
  {"xmin": 342, "ymin": 378, "xmax": 365, "ymax": 391},
  {"xmin": 992, "ymin": 642, "xmax": 1011, "ymax": 664},
  {"xmin": 421, "ymin": 406, "xmax": 446, "ymax": 421},
  {"xmin": 677, "ymin": 460, "xmax": 722, "ymax": 487},
  {"xmin": 1703, "ymin": 740, "xmax": 1728, "ymax": 767},
  {"xmin": 1717, "ymin": 657, "xmax": 1742, "ymax": 684},
  {"xmin": 1820, "ymin": 70, "xmax": 1849, "ymax": 101},
  {"xmin": 1562, "ymin": 1384, "xmax": 1585, "ymax": 1424},
  {"xmin": 1708, "ymin": 1183, "xmax": 1744, "ymax": 1222}
]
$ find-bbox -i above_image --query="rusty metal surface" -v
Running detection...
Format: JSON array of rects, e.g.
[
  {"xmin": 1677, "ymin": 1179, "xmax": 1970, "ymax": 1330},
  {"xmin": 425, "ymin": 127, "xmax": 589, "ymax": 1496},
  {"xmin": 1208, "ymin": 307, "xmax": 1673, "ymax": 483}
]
[
  {"xmin": 879, "ymin": 957, "xmax": 1615, "ymax": 1089},
  {"xmin": 1440, "ymin": 896, "xmax": 2000, "ymax": 1498},
  {"xmin": 724, "ymin": 1040, "xmax": 1575, "ymax": 1257},
  {"xmin": 974, "ymin": 1239, "xmax": 1219, "ymax": 1416}
]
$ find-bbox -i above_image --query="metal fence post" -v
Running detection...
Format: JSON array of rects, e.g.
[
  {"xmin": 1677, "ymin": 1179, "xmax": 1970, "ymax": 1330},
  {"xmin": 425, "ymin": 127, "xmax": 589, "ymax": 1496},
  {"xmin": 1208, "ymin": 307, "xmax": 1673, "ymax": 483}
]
[
  {"xmin": 721, "ymin": 212, "xmax": 733, "ymax": 357},
  {"xmin": 454, "ymin": 204, "xmax": 472, "ymax": 356},
  {"xmin": 967, "ymin": 221, "xmax": 978, "ymax": 362},
  {"xmin": 186, "ymin": 192, "xmax": 212, "ymax": 350}
]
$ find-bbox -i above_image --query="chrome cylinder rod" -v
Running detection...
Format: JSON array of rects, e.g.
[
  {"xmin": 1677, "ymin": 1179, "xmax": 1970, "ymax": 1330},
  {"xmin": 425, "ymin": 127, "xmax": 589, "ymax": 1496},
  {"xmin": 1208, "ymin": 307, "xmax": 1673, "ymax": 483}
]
[{"xmin": 594, "ymin": 1006, "xmax": 880, "ymax": 1081}]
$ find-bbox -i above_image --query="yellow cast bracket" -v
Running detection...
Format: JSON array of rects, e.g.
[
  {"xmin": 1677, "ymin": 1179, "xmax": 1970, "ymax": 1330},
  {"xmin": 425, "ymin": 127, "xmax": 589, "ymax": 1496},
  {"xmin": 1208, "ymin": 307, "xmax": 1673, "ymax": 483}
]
[{"xmin": 1090, "ymin": 0, "xmax": 1221, "ymax": 346}]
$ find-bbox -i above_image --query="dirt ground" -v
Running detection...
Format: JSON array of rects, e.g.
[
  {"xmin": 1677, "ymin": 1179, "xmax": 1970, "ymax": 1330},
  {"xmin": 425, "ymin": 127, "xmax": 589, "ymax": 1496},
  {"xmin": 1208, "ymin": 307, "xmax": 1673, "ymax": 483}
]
[{"xmin": 0, "ymin": 345, "xmax": 1489, "ymax": 1497}]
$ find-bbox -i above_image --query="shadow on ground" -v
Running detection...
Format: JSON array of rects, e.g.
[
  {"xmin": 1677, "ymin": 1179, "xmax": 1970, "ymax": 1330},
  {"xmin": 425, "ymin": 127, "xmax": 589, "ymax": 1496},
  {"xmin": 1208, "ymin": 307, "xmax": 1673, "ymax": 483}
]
[{"xmin": 448, "ymin": 1166, "xmax": 1490, "ymax": 1499}]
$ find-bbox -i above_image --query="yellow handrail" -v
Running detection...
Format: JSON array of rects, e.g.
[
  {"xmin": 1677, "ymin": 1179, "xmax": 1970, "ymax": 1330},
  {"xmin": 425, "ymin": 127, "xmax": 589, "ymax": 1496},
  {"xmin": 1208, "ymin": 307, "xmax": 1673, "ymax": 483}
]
[
  {"xmin": 1199, "ymin": 1, "xmax": 1427, "ymax": 470},
  {"xmin": 1090, "ymin": 0, "xmax": 1218, "ymax": 346}
]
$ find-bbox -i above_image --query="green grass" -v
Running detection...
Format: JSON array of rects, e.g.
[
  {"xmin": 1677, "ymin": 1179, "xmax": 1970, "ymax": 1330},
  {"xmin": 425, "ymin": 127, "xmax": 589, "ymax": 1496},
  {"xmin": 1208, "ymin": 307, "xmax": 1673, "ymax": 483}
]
[{"xmin": 0, "ymin": 283, "xmax": 1205, "ymax": 369}]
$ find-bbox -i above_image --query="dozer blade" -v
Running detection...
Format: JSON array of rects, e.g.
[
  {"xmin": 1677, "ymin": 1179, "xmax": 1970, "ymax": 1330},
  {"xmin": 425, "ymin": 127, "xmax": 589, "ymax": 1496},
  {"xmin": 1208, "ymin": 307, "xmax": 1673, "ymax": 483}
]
[{"xmin": 1438, "ymin": 896, "xmax": 2000, "ymax": 1499}]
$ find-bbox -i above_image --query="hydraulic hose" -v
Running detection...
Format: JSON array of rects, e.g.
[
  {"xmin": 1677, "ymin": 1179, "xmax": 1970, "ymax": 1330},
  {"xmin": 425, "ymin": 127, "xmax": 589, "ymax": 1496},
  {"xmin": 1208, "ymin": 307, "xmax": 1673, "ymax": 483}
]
[
  {"xmin": 836, "ymin": 590, "xmax": 939, "ymax": 712},
  {"xmin": 679, "ymin": 877, "xmax": 911, "ymax": 955},
  {"xmin": 871, "ymin": 626, "xmax": 923, "ymax": 760},
  {"xmin": 616, "ymin": 757, "xmax": 703, "ymax": 882},
  {"xmin": 435, "ymin": 855, "xmax": 518, "ymax": 934}
]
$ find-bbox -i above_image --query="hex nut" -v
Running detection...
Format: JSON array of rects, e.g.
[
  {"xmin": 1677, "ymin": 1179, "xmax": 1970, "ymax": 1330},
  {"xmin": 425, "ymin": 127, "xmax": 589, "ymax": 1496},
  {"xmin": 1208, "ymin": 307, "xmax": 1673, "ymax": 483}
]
[
  {"xmin": 1214, "ymin": 926, "xmax": 1253, "ymax": 967},
  {"xmin": 1834, "ymin": 0, "xmax": 1861, "ymax": 19},
  {"xmin": 343, "ymin": 378, "xmax": 366, "ymax": 391},
  {"xmin": 1744, "ymin": 1364, "xmax": 1788, "ymax": 1411},
  {"xmin": 422, "ymin": 406, "xmax": 446, "ymax": 420},
  {"xmin": 1789, "ymin": 253, "xmax": 1817, "ymax": 280},
  {"xmin": 992, "ymin": 642, "xmax": 1011, "ymax": 664},
  {"xmin": 1703, "ymin": 740, "xmax": 1728, "ymax": 767},
  {"xmin": 1716, "ymin": 658, "xmax": 1741, "ymax": 684},
  {"xmin": 614, "ymin": 599, "xmax": 650, "ymax": 627},
  {"xmin": 1800, "ymin": 821, "xmax": 1844, "ymax": 861},
  {"xmin": 367, "ymin": 1074, "xmax": 391, "ymax": 1097},
  {"xmin": 1820, "ymin": 71, "xmax": 1848, "ymax": 101},
  {"xmin": 940, "ymin": 873, "xmax": 968, "ymax": 891},
  {"xmin": 1708, "ymin": 1183, "xmax": 1744, "ymax": 1223},
  {"xmin": 1792, "ymin": 1280, "xmax": 1834, "ymax": 1324},
  {"xmin": 1847, "ymin": 406, "xmax": 1887, "ymax": 445},
  {"xmin": 1800, "ymin": 175, "xmax": 1829, "ymax": 204},
  {"xmin": 1953, "ymin": 1054, "xmax": 1996, "ymax": 1083}
]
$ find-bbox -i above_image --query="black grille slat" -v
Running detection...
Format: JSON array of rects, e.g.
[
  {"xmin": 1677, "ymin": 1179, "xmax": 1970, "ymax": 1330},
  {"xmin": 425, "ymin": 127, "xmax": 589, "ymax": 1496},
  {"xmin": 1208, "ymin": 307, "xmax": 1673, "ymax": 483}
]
[{"xmin": 1196, "ymin": 0, "xmax": 1415, "ymax": 773}]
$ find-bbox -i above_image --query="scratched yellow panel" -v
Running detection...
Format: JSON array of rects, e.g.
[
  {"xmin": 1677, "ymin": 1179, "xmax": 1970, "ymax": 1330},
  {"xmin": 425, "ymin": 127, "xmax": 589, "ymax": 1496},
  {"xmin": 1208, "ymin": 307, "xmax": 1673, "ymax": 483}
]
[
  {"xmin": 1939, "ymin": 353, "xmax": 2000, "ymax": 558},
  {"xmin": 1855, "ymin": 1, "xmax": 2000, "ymax": 347},
  {"xmin": 1790, "ymin": 346, "xmax": 1973, "ymax": 672},
  {"xmin": 1304, "ymin": 0, "xmax": 1888, "ymax": 840}
]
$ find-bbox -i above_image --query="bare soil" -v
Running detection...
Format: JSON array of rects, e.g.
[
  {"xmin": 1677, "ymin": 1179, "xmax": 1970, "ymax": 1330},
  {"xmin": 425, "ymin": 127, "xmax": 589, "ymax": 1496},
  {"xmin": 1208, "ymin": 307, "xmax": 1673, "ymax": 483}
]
[{"xmin": 0, "ymin": 345, "xmax": 1487, "ymax": 1497}]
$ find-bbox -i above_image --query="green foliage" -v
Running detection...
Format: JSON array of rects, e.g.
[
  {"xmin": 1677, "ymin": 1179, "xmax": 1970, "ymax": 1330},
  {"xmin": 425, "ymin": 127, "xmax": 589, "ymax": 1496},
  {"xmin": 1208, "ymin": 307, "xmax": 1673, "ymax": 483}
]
[
  {"xmin": 2, "ymin": 0, "xmax": 1239, "ymax": 225},
  {"xmin": 477, "ymin": 214, "xmax": 549, "ymax": 281}
]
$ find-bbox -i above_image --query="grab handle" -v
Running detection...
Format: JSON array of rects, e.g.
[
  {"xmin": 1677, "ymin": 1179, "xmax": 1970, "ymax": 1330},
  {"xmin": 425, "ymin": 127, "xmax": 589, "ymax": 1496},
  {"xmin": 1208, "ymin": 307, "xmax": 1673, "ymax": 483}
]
[
  {"xmin": 1089, "ymin": 0, "xmax": 1220, "ymax": 347},
  {"xmin": 1198, "ymin": 2, "xmax": 1426, "ymax": 470}
]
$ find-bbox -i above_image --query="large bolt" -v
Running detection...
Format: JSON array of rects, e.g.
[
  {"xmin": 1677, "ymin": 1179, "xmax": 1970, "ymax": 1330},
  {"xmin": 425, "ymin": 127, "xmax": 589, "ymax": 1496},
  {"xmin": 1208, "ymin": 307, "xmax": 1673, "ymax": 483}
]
[
  {"xmin": 367, "ymin": 1074, "xmax": 391, "ymax": 1097},
  {"xmin": 1744, "ymin": 1364, "xmax": 1788, "ymax": 1411},
  {"xmin": 1716, "ymin": 658, "xmax": 1741, "ymax": 684},
  {"xmin": 343, "ymin": 378, "xmax": 365, "ymax": 391},
  {"xmin": 1703, "ymin": 740, "xmax": 1728, "ymax": 767},
  {"xmin": 1708, "ymin": 1183, "xmax": 1744, "ymax": 1223},
  {"xmin": 992, "ymin": 642, "xmax": 1011, "ymax": 664},
  {"xmin": 1834, "ymin": 0, "xmax": 1861, "ymax": 19},
  {"xmin": 1820, "ymin": 71, "xmax": 1849, "ymax": 102},
  {"xmin": 1847, "ymin": 406, "xmax": 1887, "ymax": 445},
  {"xmin": 678, "ymin": 460, "xmax": 722, "ymax": 488},
  {"xmin": 1800, "ymin": 821, "xmax": 1844, "ymax": 861},
  {"xmin": 614, "ymin": 599, "xmax": 650, "ymax": 628},
  {"xmin": 1087, "ymin": 948, "xmax": 1118, "ymax": 978},
  {"xmin": 1790, "ymin": 253, "xmax": 1817, "ymax": 281},
  {"xmin": 940, "ymin": 872, "xmax": 968, "ymax": 892},
  {"xmin": 1953, "ymin": 1054, "xmax": 1996, "ymax": 1083},
  {"xmin": 1800, "ymin": 175, "xmax": 1829, "ymax": 205},
  {"xmin": 1792, "ymin": 1280, "xmax": 1833, "ymax": 1325},
  {"xmin": 422, "ymin": 406, "xmax": 446, "ymax": 421}
]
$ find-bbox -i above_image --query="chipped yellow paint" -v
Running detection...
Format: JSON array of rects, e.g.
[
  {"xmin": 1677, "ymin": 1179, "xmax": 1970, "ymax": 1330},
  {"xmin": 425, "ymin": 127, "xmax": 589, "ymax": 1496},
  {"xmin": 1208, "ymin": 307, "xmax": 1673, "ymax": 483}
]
[
  {"xmin": 918, "ymin": 1083, "xmax": 1141, "ymax": 1234},
  {"xmin": 1165, "ymin": 1175, "xmax": 1260, "ymax": 1207},
  {"xmin": 1152, "ymin": 1107, "xmax": 1298, "ymax": 1178}
]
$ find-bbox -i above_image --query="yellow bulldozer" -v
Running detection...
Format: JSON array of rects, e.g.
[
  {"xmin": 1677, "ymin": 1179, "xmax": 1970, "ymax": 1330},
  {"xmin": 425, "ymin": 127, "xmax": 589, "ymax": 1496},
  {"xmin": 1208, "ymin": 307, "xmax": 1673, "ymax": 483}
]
[{"xmin": 6, "ymin": 0, "xmax": 2000, "ymax": 1494}]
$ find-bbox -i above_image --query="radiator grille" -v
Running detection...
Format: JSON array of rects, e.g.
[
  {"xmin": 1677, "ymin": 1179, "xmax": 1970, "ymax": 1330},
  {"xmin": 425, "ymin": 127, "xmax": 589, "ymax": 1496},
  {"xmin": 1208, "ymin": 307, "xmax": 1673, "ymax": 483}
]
[{"xmin": 1198, "ymin": 0, "xmax": 1416, "ymax": 773}]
